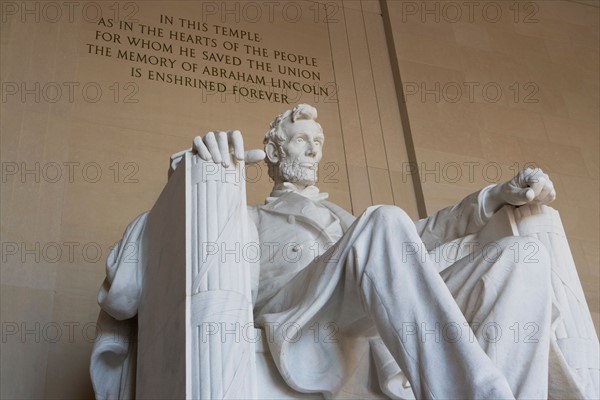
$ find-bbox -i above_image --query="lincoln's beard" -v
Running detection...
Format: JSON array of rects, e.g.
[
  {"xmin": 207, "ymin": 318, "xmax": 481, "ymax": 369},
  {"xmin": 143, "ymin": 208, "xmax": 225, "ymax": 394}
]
[{"xmin": 278, "ymin": 159, "xmax": 318, "ymax": 186}]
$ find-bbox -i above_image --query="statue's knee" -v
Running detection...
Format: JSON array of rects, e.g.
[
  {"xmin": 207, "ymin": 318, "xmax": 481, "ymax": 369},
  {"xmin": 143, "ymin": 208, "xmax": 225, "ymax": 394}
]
[
  {"xmin": 366, "ymin": 205, "xmax": 412, "ymax": 226},
  {"xmin": 499, "ymin": 236, "xmax": 549, "ymax": 263},
  {"xmin": 485, "ymin": 236, "xmax": 551, "ymax": 277}
]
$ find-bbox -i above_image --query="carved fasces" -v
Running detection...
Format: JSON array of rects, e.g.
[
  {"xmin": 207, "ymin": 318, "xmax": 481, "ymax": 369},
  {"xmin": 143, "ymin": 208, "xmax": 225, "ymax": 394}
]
[
  {"xmin": 135, "ymin": 153, "xmax": 258, "ymax": 399},
  {"xmin": 188, "ymin": 153, "xmax": 258, "ymax": 399}
]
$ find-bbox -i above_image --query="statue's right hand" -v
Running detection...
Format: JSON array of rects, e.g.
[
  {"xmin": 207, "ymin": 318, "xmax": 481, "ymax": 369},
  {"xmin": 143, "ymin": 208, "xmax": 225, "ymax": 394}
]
[{"xmin": 193, "ymin": 131, "xmax": 265, "ymax": 168}]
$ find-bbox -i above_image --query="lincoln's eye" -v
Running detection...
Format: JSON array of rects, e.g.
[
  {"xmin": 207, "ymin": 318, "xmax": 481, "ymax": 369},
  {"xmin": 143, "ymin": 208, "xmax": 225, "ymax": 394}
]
[{"xmin": 296, "ymin": 138, "xmax": 304, "ymax": 143}]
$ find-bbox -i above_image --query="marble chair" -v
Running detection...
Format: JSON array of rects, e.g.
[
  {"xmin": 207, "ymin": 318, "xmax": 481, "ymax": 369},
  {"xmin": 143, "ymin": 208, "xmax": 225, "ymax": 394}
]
[{"xmin": 90, "ymin": 152, "xmax": 598, "ymax": 399}]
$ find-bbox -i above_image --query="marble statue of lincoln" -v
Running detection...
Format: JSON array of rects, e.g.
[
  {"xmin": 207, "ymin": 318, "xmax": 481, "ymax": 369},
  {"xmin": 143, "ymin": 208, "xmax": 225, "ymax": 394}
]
[
  {"xmin": 91, "ymin": 104, "xmax": 599, "ymax": 400},
  {"xmin": 190, "ymin": 103, "xmax": 555, "ymax": 399}
]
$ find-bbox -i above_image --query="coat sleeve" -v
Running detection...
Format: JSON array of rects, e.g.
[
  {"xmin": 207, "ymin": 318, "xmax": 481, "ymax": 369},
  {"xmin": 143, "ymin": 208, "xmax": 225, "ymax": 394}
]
[
  {"xmin": 91, "ymin": 211, "xmax": 149, "ymax": 400},
  {"xmin": 414, "ymin": 185, "xmax": 496, "ymax": 251},
  {"xmin": 98, "ymin": 211, "xmax": 149, "ymax": 320}
]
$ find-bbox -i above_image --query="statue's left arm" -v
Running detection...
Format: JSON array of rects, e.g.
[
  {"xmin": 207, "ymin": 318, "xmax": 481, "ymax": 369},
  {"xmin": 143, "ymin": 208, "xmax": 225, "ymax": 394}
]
[{"xmin": 415, "ymin": 168, "xmax": 556, "ymax": 250}]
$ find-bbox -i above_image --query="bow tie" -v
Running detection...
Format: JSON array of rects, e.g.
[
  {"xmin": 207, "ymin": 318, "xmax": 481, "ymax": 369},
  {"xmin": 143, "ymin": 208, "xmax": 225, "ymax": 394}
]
[{"xmin": 265, "ymin": 183, "xmax": 329, "ymax": 204}]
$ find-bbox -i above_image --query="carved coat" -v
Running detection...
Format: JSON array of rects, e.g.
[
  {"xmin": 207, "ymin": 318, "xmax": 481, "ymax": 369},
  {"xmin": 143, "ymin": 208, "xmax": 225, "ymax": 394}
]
[
  {"xmin": 90, "ymin": 185, "xmax": 599, "ymax": 399},
  {"xmin": 248, "ymin": 189, "xmax": 491, "ymax": 398}
]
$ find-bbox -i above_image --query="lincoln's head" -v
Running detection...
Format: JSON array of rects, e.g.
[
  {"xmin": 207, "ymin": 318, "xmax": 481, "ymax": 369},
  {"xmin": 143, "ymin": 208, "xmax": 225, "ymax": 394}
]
[{"xmin": 263, "ymin": 104, "xmax": 324, "ymax": 189}]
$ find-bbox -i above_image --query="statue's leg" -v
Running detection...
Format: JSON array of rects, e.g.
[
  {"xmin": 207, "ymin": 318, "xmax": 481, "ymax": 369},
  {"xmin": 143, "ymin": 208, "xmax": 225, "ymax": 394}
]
[
  {"xmin": 440, "ymin": 236, "xmax": 553, "ymax": 398},
  {"xmin": 336, "ymin": 205, "xmax": 515, "ymax": 399}
]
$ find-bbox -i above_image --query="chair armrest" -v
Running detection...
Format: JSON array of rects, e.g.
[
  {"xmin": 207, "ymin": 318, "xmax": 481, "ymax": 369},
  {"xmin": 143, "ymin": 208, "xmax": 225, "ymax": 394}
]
[{"xmin": 430, "ymin": 204, "xmax": 554, "ymax": 273}]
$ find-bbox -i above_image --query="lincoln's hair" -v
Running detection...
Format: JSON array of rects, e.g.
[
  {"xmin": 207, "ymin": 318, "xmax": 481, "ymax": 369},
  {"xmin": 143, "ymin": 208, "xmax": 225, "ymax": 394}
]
[{"xmin": 263, "ymin": 104, "xmax": 319, "ymax": 179}]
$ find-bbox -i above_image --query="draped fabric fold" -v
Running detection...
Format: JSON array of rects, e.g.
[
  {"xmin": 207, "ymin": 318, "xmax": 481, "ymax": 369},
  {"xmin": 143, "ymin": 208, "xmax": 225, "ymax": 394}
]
[{"xmin": 90, "ymin": 212, "xmax": 149, "ymax": 400}]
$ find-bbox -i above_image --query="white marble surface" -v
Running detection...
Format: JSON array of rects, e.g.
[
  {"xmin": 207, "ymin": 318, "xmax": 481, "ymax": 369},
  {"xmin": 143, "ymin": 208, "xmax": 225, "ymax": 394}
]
[{"xmin": 91, "ymin": 105, "xmax": 599, "ymax": 399}]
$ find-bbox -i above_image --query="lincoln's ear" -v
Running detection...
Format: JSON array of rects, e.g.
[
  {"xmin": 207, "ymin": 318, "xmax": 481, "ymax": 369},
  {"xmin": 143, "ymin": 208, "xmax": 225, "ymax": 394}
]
[{"xmin": 265, "ymin": 143, "xmax": 279, "ymax": 164}]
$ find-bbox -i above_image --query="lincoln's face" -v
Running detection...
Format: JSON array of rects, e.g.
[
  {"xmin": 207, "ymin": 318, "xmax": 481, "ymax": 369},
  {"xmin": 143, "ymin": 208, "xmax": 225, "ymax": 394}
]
[{"xmin": 278, "ymin": 119, "xmax": 324, "ymax": 186}]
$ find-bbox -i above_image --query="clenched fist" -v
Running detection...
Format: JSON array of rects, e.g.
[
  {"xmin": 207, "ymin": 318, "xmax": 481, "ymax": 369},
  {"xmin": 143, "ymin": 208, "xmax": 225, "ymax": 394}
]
[
  {"xmin": 484, "ymin": 167, "xmax": 556, "ymax": 216},
  {"xmin": 500, "ymin": 167, "xmax": 556, "ymax": 206}
]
